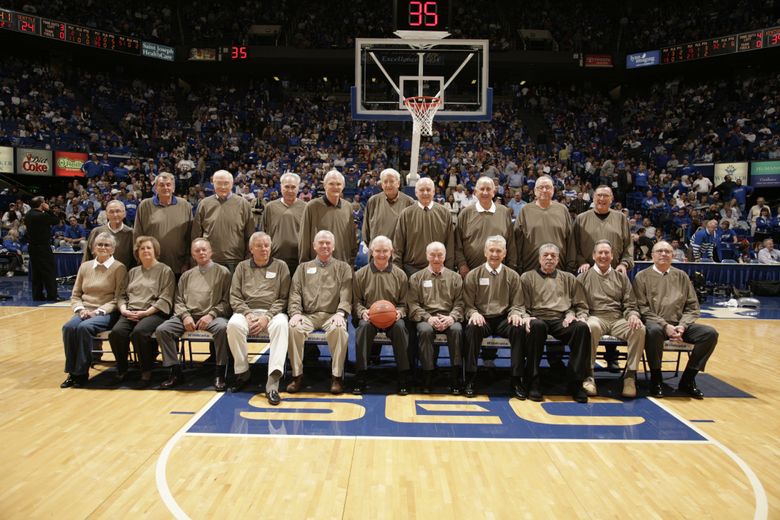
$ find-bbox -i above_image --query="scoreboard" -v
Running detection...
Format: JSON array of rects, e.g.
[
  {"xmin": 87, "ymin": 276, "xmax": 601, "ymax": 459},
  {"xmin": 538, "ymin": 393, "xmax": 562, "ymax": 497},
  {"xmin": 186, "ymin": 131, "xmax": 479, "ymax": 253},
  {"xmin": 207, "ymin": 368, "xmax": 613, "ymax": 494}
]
[
  {"xmin": 660, "ymin": 26, "xmax": 780, "ymax": 64},
  {"xmin": 0, "ymin": 8, "xmax": 173, "ymax": 60}
]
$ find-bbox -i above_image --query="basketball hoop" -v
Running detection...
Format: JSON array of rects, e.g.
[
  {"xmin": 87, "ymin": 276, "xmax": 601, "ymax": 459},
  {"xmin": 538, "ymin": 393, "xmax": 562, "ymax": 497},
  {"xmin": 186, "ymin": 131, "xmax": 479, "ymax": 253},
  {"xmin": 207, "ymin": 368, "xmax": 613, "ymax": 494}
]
[{"xmin": 403, "ymin": 96, "xmax": 442, "ymax": 136}]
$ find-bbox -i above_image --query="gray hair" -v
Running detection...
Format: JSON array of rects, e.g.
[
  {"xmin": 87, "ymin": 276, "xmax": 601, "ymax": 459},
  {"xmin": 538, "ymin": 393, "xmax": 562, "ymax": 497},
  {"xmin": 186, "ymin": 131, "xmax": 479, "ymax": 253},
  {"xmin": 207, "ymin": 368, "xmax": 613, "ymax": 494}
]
[
  {"xmin": 323, "ymin": 169, "xmax": 345, "ymax": 185},
  {"xmin": 280, "ymin": 172, "xmax": 301, "ymax": 185},
  {"xmin": 313, "ymin": 229, "xmax": 335, "ymax": 245},
  {"xmin": 154, "ymin": 171, "xmax": 176, "ymax": 187},
  {"xmin": 484, "ymin": 235, "xmax": 506, "ymax": 250},
  {"xmin": 369, "ymin": 235, "xmax": 393, "ymax": 251},
  {"xmin": 94, "ymin": 231, "xmax": 116, "ymax": 248},
  {"xmin": 212, "ymin": 169, "xmax": 233, "ymax": 182},
  {"xmin": 415, "ymin": 177, "xmax": 435, "ymax": 190},
  {"xmin": 380, "ymin": 168, "xmax": 401, "ymax": 183},
  {"xmin": 476, "ymin": 176, "xmax": 495, "ymax": 189},
  {"xmin": 249, "ymin": 231, "xmax": 272, "ymax": 247},
  {"xmin": 538, "ymin": 243, "xmax": 560, "ymax": 256},
  {"xmin": 426, "ymin": 241, "xmax": 446, "ymax": 255}
]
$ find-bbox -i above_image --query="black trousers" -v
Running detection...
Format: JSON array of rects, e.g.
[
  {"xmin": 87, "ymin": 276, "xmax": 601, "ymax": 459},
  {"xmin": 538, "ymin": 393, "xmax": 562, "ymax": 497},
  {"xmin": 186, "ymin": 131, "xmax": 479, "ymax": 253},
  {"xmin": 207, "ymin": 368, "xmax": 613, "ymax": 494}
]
[
  {"xmin": 109, "ymin": 313, "xmax": 167, "ymax": 372},
  {"xmin": 464, "ymin": 316, "xmax": 533, "ymax": 382},
  {"xmin": 416, "ymin": 321, "xmax": 463, "ymax": 371},
  {"xmin": 645, "ymin": 322, "xmax": 718, "ymax": 372},
  {"xmin": 29, "ymin": 245, "xmax": 57, "ymax": 300},
  {"xmin": 355, "ymin": 319, "xmax": 409, "ymax": 372},
  {"xmin": 526, "ymin": 318, "xmax": 591, "ymax": 384}
]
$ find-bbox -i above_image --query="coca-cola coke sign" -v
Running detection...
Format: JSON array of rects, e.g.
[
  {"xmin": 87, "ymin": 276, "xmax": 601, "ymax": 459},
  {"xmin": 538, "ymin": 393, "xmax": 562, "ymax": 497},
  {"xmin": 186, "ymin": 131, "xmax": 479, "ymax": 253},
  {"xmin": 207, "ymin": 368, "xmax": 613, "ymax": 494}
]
[{"xmin": 15, "ymin": 148, "xmax": 53, "ymax": 176}]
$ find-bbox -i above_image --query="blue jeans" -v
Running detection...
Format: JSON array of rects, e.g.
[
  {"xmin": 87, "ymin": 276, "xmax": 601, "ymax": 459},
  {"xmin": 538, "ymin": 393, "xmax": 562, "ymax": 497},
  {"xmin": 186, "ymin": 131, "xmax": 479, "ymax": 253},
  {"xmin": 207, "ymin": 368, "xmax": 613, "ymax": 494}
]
[{"xmin": 62, "ymin": 313, "xmax": 115, "ymax": 376}]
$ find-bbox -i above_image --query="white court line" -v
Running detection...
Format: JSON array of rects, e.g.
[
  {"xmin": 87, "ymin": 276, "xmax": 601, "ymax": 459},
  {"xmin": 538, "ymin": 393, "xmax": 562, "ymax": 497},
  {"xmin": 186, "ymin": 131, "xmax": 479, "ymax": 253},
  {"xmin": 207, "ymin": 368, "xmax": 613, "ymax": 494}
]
[
  {"xmin": 0, "ymin": 307, "xmax": 41, "ymax": 320},
  {"xmin": 183, "ymin": 431, "xmax": 708, "ymax": 445},
  {"xmin": 649, "ymin": 397, "xmax": 768, "ymax": 520},
  {"xmin": 156, "ymin": 393, "xmax": 223, "ymax": 520},
  {"xmin": 156, "ymin": 345, "xmax": 270, "ymax": 519}
]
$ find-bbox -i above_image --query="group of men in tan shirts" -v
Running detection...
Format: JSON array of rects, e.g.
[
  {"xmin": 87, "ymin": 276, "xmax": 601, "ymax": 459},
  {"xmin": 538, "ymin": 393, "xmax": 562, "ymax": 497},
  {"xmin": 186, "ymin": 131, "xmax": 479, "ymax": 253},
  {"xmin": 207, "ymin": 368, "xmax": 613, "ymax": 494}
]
[{"xmin": 116, "ymin": 168, "xmax": 718, "ymax": 405}]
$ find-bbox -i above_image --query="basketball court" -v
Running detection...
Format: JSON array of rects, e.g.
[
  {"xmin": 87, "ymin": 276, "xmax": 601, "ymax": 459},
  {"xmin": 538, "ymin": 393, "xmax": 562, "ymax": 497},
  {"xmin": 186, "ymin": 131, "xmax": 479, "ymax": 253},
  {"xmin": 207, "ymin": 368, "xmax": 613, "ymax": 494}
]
[{"xmin": 0, "ymin": 301, "xmax": 778, "ymax": 518}]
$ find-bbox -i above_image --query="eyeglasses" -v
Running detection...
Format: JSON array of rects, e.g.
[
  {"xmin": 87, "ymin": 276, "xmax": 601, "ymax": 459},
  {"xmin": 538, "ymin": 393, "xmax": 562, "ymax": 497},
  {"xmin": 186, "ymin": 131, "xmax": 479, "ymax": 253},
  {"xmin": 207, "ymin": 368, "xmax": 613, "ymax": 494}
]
[{"xmin": 653, "ymin": 249, "xmax": 673, "ymax": 255}]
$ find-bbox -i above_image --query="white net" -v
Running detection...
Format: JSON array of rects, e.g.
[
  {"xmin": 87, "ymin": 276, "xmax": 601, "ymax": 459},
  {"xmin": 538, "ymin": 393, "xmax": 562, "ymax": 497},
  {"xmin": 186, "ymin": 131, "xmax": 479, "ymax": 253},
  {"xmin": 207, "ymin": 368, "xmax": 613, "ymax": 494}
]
[{"xmin": 403, "ymin": 96, "xmax": 442, "ymax": 136}]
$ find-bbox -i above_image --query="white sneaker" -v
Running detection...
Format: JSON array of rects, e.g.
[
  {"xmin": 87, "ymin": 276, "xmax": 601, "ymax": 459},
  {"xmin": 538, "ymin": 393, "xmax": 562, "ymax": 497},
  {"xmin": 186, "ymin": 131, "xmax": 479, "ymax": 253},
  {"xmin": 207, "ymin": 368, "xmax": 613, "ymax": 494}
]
[
  {"xmin": 622, "ymin": 375, "xmax": 637, "ymax": 398},
  {"xmin": 582, "ymin": 377, "xmax": 597, "ymax": 396}
]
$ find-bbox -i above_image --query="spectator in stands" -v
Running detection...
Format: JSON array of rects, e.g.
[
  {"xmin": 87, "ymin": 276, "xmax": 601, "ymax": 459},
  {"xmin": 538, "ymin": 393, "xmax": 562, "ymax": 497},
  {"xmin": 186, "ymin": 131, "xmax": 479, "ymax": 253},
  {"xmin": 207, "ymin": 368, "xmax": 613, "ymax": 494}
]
[
  {"xmin": 461, "ymin": 235, "xmax": 526, "ymax": 398},
  {"xmin": 671, "ymin": 239, "xmax": 687, "ymax": 262},
  {"xmin": 579, "ymin": 240, "xmax": 645, "ymax": 398},
  {"xmin": 518, "ymin": 243, "xmax": 590, "ymax": 403},
  {"xmin": 407, "ymin": 241, "xmax": 464, "ymax": 395},
  {"xmin": 690, "ymin": 220, "xmax": 718, "ymax": 262},
  {"xmin": 730, "ymin": 178, "xmax": 753, "ymax": 212},
  {"xmin": 393, "ymin": 177, "xmax": 455, "ymax": 276},
  {"xmin": 758, "ymin": 238, "xmax": 780, "ymax": 264},
  {"xmin": 157, "ymin": 238, "xmax": 232, "ymax": 391},
  {"xmin": 81, "ymin": 154, "xmax": 103, "ymax": 178},
  {"xmin": 61, "ymin": 232, "xmax": 126, "ymax": 388},
  {"xmin": 62, "ymin": 215, "xmax": 87, "ymax": 251},
  {"xmin": 134, "ymin": 172, "xmax": 193, "ymax": 276},
  {"xmin": 298, "ymin": 169, "xmax": 357, "ymax": 266},
  {"xmin": 362, "ymin": 168, "xmax": 415, "ymax": 248},
  {"xmin": 748, "ymin": 197, "xmax": 771, "ymax": 235},
  {"xmin": 191, "ymin": 170, "xmax": 254, "ymax": 273},
  {"xmin": 634, "ymin": 241, "xmax": 719, "ymax": 399},
  {"xmin": 1, "ymin": 228, "xmax": 26, "ymax": 276},
  {"xmin": 352, "ymin": 235, "xmax": 411, "ymax": 395},
  {"xmin": 227, "ymin": 232, "xmax": 290, "ymax": 393},
  {"xmin": 109, "ymin": 236, "xmax": 175, "ymax": 388},
  {"xmin": 262, "ymin": 172, "xmax": 307, "ymax": 276},
  {"xmin": 692, "ymin": 173, "xmax": 713, "ymax": 195},
  {"xmin": 287, "ymin": 230, "xmax": 352, "ymax": 399},
  {"xmin": 1, "ymin": 203, "xmax": 21, "ymax": 230},
  {"xmin": 716, "ymin": 220, "xmax": 738, "ymax": 261},
  {"xmin": 84, "ymin": 200, "xmax": 134, "ymax": 269},
  {"xmin": 754, "ymin": 207, "xmax": 773, "ymax": 243}
]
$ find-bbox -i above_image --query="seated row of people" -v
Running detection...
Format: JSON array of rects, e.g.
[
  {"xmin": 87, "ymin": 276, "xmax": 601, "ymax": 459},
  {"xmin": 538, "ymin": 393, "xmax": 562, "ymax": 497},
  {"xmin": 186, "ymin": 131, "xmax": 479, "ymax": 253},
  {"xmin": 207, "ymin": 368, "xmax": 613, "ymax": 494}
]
[{"xmin": 60, "ymin": 231, "xmax": 718, "ymax": 408}]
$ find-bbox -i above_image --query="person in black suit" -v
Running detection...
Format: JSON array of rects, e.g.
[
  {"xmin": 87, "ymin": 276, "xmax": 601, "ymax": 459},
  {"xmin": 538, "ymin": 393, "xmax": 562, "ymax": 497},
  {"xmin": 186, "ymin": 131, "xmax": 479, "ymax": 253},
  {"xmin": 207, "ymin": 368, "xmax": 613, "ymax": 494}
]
[{"xmin": 24, "ymin": 196, "xmax": 59, "ymax": 301}]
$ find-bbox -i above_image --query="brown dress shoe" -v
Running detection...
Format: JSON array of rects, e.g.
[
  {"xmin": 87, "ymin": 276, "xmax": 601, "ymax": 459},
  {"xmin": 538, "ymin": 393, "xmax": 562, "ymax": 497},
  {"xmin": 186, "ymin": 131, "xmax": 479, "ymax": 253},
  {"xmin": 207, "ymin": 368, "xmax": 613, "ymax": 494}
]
[
  {"xmin": 330, "ymin": 376, "xmax": 344, "ymax": 395},
  {"xmin": 286, "ymin": 375, "xmax": 304, "ymax": 393}
]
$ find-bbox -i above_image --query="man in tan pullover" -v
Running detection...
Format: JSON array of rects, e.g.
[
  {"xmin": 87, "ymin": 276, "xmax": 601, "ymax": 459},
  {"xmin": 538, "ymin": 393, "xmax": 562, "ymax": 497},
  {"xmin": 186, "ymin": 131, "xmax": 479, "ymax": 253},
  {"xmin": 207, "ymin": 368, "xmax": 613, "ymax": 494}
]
[{"xmin": 633, "ymin": 240, "xmax": 718, "ymax": 399}]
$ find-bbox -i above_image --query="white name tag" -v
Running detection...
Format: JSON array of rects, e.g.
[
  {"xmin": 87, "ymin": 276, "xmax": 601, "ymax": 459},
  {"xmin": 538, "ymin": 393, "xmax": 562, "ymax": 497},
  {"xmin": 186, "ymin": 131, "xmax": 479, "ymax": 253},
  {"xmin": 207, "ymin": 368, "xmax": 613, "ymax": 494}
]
[
  {"xmin": 423, "ymin": 280, "xmax": 433, "ymax": 288},
  {"xmin": 306, "ymin": 267, "xmax": 317, "ymax": 274},
  {"xmin": 479, "ymin": 277, "xmax": 490, "ymax": 286},
  {"xmin": 266, "ymin": 271, "xmax": 277, "ymax": 279}
]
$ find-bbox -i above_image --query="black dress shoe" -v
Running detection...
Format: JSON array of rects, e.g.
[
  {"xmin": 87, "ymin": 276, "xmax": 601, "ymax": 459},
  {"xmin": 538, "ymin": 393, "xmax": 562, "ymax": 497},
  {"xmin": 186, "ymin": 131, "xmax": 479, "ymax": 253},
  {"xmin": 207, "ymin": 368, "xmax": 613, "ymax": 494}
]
[
  {"xmin": 267, "ymin": 389, "xmax": 281, "ymax": 405},
  {"xmin": 228, "ymin": 371, "xmax": 251, "ymax": 393},
  {"xmin": 352, "ymin": 380, "xmax": 365, "ymax": 395},
  {"xmin": 649, "ymin": 382, "xmax": 665, "ymax": 398},
  {"xmin": 512, "ymin": 384, "xmax": 527, "ymax": 400},
  {"xmin": 111, "ymin": 371, "xmax": 128, "ymax": 385},
  {"xmin": 214, "ymin": 375, "xmax": 227, "ymax": 393},
  {"xmin": 397, "ymin": 380, "xmax": 409, "ymax": 396},
  {"xmin": 160, "ymin": 369, "xmax": 183, "ymax": 389},
  {"xmin": 678, "ymin": 380, "xmax": 704, "ymax": 399},
  {"xmin": 464, "ymin": 381, "xmax": 476, "ymax": 398},
  {"xmin": 450, "ymin": 382, "xmax": 462, "ymax": 396},
  {"xmin": 60, "ymin": 376, "xmax": 76, "ymax": 388},
  {"xmin": 528, "ymin": 386, "xmax": 543, "ymax": 402},
  {"xmin": 607, "ymin": 360, "xmax": 621, "ymax": 373},
  {"xmin": 572, "ymin": 387, "xmax": 588, "ymax": 403}
]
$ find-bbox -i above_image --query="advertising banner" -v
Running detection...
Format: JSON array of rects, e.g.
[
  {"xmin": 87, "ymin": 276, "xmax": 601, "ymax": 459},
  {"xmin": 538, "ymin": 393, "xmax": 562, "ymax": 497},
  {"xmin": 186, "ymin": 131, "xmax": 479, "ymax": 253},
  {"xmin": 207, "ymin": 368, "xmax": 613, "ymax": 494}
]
[
  {"xmin": 15, "ymin": 148, "xmax": 53, "ymax": 176},
  {"xmin": 750, "ymin": 160, "xmax": 780, "ymax": 187},
  {"xmin": 0, "ymin": 146, "xmax": 13, "ymax": 173},
  {"xmin": 55, "ymin": 151, "xmax": 88, "ymax": 177},
  {"xmin": 626, "ymin": 50, "xmax": 660, "ymax": 69},
  {"xmin": 714, "ymin": 162, "xmax": 748, "ymax": 185},
  {"xmin": 584, "ymin": 54, "xmax": 613, "ymax": 68}
]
